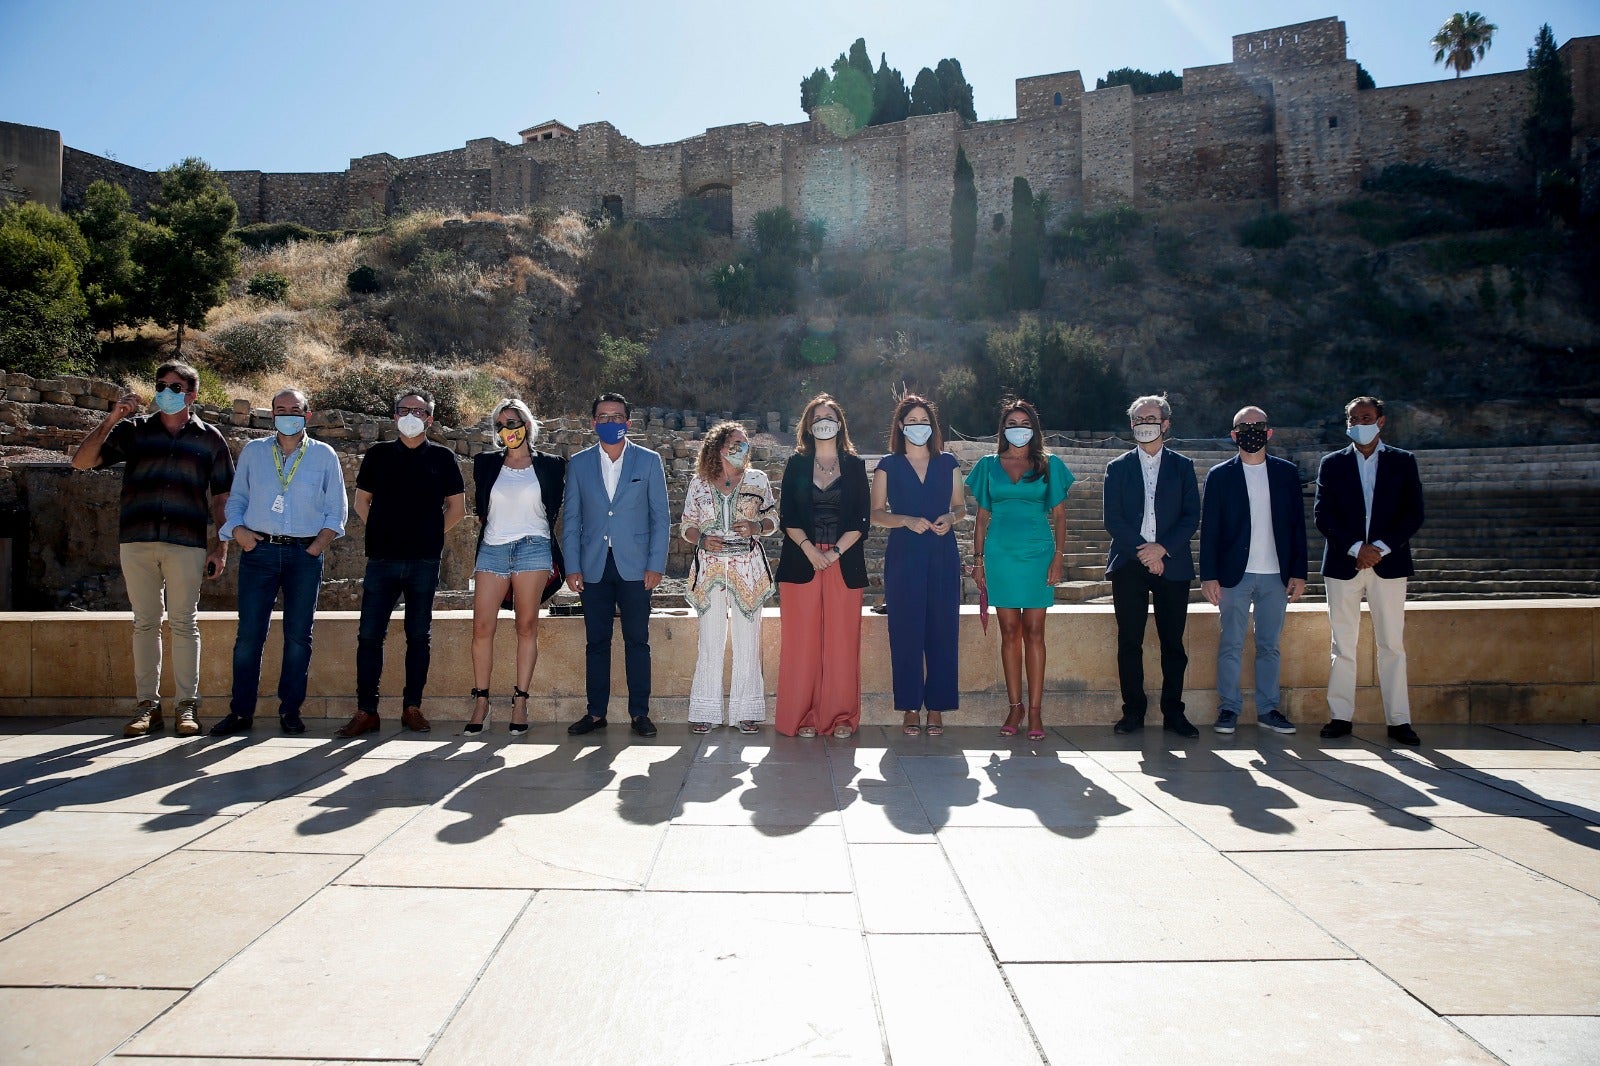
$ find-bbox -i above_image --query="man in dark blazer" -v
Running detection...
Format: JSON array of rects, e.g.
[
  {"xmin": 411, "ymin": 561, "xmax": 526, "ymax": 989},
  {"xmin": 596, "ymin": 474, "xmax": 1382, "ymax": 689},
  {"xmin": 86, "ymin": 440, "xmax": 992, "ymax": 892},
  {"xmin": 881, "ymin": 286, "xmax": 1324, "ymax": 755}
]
[
  {"xmin": 1199, "ymin": 406, "xmax": 1308, "ymax": 736},
  {"xmin": 562, "ymin": 392, "xmax": 670, "ymax": 737},
  {"xmin": 1314, "ymin": 396, "xmax": 1426, "ymax": 745},
  {"xmin": 1104, "ymin": 394, "xmax": 1202, "ymax": 737}
]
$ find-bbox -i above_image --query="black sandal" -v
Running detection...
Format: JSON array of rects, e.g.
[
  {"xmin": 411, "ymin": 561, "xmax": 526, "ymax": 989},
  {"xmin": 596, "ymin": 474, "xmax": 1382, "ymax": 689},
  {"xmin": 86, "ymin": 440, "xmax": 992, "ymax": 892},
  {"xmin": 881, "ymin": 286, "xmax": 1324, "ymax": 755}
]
[
  {"xmin": 509, "ymin": 686, "xmax": 530, "ymax": 735},
  {"xmin": 463, "ymin": 688, "xmax": 490, "ymax": 735}
]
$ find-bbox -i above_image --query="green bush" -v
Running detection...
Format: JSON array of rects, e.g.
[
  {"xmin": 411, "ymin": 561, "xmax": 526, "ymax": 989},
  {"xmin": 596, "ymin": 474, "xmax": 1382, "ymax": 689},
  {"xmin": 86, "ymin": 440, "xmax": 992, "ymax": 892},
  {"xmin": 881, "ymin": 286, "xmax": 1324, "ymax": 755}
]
[
  {"xmin": 1103, "ymin": 257, "xmax": 1141, "ymax": 285},
  {"xmin": 596, "ymin": 333, "xmax": 647, "ymax": 388},
  {"xmin": 246, "ymin": 271, "xmax": 290, "ymax": 302},
  {"xmin": 346, "ymin": 264, "xmax": 381, "ymax": 294},
  {"xmin": 1239, "ymin": 212, "xmax": 1296, "ymax": 249},
  {"xmin": 799, "ymin": 333, "xmax": 838, "ymax": 365},
  {"xmin": 0, "ymin": 205, "xmax": 95, "ymax": 377},
  {"xmin": 311, "ymin": 363, "xmax": 464, "ymax": 425},
  {"xmin": 212, "ymin": 322, "xmax": 289, "ymax": 377},
  {"xmin": 1362, "ymin": 164, "xmax": 1527, "ymax": 229},
  {"xmin": 711, "ymin": 261, "xmax": 753, "ymax": 315},
  {"xmin": 235, "ymin": 221, "xmax": 329, "ymax": 249}
]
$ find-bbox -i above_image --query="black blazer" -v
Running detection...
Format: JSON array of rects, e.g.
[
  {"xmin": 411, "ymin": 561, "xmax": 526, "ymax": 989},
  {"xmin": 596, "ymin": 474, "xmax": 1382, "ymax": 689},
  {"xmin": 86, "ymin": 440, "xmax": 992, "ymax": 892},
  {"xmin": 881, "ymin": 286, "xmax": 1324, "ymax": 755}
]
[
  {"xmin": 1198, "ymin": 454, "xmax": 1308, "ymax": 588},
  {"xmin": 1314, "ymin": 443, "xmax": 1424, "ymax": 581},
  {"xmin": 775, "ymin": 452, "xmax": 871, "ymax": 588},
  {"xmin": 473, "ymin": 449, "xmax": 568, "ymax": 603},
  {"xmin": 1103, "ymin": 447, "xmax": 1200, "ymax": 582}
]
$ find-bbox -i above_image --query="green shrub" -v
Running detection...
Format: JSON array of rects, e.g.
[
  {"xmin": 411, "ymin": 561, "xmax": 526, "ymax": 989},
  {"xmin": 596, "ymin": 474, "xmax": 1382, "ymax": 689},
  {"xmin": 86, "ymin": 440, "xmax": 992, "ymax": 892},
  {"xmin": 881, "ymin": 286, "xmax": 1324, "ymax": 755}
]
[
  {"xmin": 1363, "ymin": 164, "xmax": 1527, "ymax": 228},
  {"xmin": 711, "ymin": 261, "xmax": 753, "ymax": 315},
  {"xmin": 235, "ymin": 221, "xmax": 328, "ymax": 249},
  {"xmin": 1239, "ymin": 212, "xmax": 1296, "ymax": 249},
  {"xmin": 0, "ymin": 206, "xmax": 95, "ymax": 377},
  {"xmin": 799, "ymin": 333, "xmax": 838, "ymax": 365},
  {"xmin": 212, "ymin": 322, "xmax": 289, "ymax": 376},
  {"xmin": 346, "ymin": 264, "xmax": 381, "ymax": 294},
  {"xmin": 1103, "ymin": 257, "xmax": 1141, "ymax": 285},
  {"xmin": 246, "ymin": 271, "xmax": 290, "ymax": 302},
  {"xmin": 596, "ymin": 333, "xmax": 647, "ymax": 387},
  {"xmin": 1424, "ymin": 231, "xmax": 1561, "ymax": 274},
  {"xmin": 312, "ymin": 363, "xmax": 464, "ymax": 424}
]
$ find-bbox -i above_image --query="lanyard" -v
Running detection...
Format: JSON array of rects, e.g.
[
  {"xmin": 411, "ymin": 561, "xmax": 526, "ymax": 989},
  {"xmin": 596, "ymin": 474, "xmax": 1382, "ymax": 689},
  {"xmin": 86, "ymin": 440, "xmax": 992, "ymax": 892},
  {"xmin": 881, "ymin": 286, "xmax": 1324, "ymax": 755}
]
[{"xmin": 273, "ymin": 440, "xmax": 308, "ymax": 494}]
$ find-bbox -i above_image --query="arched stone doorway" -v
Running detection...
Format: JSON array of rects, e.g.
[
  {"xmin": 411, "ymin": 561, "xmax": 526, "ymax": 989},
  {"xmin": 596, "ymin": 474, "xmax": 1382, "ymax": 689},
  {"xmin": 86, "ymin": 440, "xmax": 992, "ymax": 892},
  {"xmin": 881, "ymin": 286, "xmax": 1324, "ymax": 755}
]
[{"xmin": 694, "ymin": 183, "xmax": 733, "ymax": 235}]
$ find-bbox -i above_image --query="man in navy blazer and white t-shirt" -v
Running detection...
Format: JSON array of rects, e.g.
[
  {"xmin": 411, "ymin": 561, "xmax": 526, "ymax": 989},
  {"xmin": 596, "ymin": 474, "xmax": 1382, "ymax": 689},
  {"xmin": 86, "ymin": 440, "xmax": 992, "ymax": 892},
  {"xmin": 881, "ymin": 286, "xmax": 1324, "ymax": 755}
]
[
  {"xmin": 1199, "ymin": 406, "xmax": 1308, "ymax": 736},
  {"xmin": 1104, "ymin": 394, "xmax": 1202, "ymax": 737},
  {"xmin": 1314, "ymin": 396, "xmax": 1426, "ymax": 745},
  {"xmin": 562, "ymin": 392, "xmax": 670, "ymax": 737}
]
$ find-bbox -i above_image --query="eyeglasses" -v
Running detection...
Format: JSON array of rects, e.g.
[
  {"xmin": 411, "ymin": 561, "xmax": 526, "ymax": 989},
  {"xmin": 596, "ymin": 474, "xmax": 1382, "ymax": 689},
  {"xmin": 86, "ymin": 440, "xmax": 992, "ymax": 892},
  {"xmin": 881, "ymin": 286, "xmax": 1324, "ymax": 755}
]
[
  {"xmin": 156, "ymin": 381, "xmax": 188, "ymax": 394},
  {"xmin": 594, "ymin": 414, "xmax": 628, "ymax": 424},
  {"xmin": 396, "ymin": 405, "xmax": 430, "ymax": 417},
  {"xmin": 1131, "ymin": 418, "xmax": 1164, "ymax": 426},
  {"xmin": 496, "ymin": 419, "xmax": 525, "ymax": 430}
]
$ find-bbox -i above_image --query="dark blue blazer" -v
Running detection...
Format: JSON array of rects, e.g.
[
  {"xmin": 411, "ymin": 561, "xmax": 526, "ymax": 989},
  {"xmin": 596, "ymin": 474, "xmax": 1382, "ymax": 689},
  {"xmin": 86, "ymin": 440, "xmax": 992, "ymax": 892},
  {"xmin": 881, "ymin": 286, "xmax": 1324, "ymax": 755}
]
[
  {"xmin": 1313, "ymin": 444, "xmax": 1425, "ymax": 581},
  {"xmin": 1198, "ymin": 454, "xmax": 1308, "ymax": 588},
  {"xmin": 1103, "ymin": 447, "xmax": 1200, "ymax": 582}
]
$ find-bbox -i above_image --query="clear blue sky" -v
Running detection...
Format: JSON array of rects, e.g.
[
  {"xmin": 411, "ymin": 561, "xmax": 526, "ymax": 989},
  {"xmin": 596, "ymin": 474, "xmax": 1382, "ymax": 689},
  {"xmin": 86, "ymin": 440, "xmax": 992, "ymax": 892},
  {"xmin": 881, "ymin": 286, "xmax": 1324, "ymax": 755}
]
[{"xmin": 3, "ymin": 1, "xmax": 1596, "ymax": 173}]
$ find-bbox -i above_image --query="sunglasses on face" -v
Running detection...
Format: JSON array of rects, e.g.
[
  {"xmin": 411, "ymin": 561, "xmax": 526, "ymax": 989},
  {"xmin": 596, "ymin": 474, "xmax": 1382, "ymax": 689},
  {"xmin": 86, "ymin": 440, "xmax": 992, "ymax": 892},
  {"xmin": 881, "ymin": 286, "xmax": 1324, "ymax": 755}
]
[
  {"xmin": 496, "ymin": 419, "xmax": 524, "ymax": 430},
  {"xmin": 157, "ymin": 382, "xmax": 188, "ymax": 394}
]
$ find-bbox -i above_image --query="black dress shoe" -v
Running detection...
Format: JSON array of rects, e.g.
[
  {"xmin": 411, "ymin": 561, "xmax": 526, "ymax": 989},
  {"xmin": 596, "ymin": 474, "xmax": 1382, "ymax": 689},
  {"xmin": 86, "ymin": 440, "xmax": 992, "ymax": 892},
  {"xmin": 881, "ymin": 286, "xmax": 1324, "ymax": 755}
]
[
  {"xmin": 1162, "ymin": 715, "xmax": 1200, "ymax": 739},
  {"xmin": 567, "ymin": 715, "xmax": 607, "ymax": 736},
  {"xmin": 631, "ymin": 715, "xmax": 658, "ymax": 737},
  {"xmin": 1387, "ymin": 723, "xmax": 1421, "ymax": 746},
  {"xmin": 1113, "ymin": 715, "xmax": 1145, "ymax": 735},
  {"xmin": 1319, "ymin": 719, "xmax": 1354, "ymax": 739},
  {"xmin": 208, "ymin": 713, "xmax": 253, "ymax": 737},
  {"xmin": 280, "ymin": 713, "xmax": 306, "ymax": 735}
]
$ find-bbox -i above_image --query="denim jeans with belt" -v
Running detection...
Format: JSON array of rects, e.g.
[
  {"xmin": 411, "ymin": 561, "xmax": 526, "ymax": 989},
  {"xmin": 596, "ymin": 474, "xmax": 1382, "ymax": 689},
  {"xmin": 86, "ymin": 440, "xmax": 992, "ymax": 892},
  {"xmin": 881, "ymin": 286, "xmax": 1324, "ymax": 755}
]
[
  {"xmin": 230, "ymin": 541, "xmax": 324, "ymax": 719},
  {"xmin": 356, "ymin": 557, "xmax": 441, "ymax": 712}
]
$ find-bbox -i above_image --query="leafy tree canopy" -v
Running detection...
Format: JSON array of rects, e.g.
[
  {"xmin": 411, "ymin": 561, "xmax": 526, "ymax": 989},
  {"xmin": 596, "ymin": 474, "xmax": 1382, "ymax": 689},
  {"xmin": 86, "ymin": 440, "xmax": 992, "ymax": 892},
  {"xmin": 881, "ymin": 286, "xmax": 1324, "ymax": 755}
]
[
  {"xmin": 136, "ymin": 157, "xmax": 240, "ymax": 352},
  {"xmin": 801, "ymin": 40, "xmax": 973, "ymax": 127},
  {"xmin": 1432, "ymin": 11, "xmax": 1497, "ymax": 78},
  {"xmin": 1096, "ymin": 68, "xmax": 1183, "ymax": 94}
]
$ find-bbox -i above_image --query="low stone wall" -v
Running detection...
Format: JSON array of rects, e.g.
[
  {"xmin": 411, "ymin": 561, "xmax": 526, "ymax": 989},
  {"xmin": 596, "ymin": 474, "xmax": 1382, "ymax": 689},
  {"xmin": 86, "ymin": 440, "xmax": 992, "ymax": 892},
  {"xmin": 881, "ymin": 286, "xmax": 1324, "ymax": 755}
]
[{"xmin": 1, "ymin": 600, "xmax": 1593, "ymax": 725}]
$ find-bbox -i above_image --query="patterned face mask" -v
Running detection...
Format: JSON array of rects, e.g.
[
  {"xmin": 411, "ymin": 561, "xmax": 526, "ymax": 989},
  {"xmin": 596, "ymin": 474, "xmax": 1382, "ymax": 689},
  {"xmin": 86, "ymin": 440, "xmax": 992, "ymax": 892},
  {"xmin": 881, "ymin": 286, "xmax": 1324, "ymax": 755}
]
[{"xmin": 1233, "ymin": 422, "xmax": 1269, "ymax": 453}]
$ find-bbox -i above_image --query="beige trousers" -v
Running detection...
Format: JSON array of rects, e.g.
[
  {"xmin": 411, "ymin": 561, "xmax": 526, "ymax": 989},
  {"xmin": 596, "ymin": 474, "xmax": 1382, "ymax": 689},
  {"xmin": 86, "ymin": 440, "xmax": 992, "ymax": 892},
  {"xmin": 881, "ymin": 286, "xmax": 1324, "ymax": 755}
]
[
  {"xmin": 120, "ymin": 542, "xmax": 207, "ymax": 704},
  {"xmin": 1324, "ymin": 568, "xmax": 1411, "ymax": 725}
]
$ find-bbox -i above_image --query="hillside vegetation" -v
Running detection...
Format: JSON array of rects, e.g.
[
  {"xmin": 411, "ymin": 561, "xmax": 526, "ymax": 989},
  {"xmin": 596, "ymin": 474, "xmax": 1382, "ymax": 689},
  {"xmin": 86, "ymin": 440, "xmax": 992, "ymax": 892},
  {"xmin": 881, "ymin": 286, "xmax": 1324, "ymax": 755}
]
[{"xmin": 86, "ymin": 168, "xmax": 1600, "ymax": 444}]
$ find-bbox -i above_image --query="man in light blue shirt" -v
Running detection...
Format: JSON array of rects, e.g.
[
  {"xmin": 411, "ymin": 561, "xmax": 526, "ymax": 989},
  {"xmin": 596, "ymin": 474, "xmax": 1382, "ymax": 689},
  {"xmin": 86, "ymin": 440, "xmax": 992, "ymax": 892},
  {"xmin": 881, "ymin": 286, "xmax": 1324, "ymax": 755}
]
[{"xmin": 211, "ymin": 388, "xmax": 348, "ymax": 735}]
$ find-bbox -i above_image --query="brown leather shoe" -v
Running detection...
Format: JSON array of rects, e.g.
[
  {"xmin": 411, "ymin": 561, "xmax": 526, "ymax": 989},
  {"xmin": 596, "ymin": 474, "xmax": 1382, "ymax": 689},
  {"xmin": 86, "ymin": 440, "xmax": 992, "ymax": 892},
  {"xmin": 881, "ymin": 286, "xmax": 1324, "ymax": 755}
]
[
  {"xmin": 335, "ymin": 710, "xmax": 381, "ymax": 737},
  {"xmin": 400, "ymin": 706, "xmax": 431, "ymax": 733},
  {"xmin": 174, "ymin": 699, "xmax": 202, "ymax": 737},
  {"xmin": 124, "ymin": 701, "xmax": 162, "ymax": 737}
]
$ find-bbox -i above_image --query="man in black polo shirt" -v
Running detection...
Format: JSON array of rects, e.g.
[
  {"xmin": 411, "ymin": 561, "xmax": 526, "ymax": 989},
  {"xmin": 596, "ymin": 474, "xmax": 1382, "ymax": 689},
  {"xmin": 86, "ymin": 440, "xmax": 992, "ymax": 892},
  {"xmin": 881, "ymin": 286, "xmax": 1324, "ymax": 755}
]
[
  {"xmin": 72, "ymin": 361, "xmax": 234, "ymax": 737},
  {"xmin": 335, "ymin": 388, "xmax": 466, "ymax": 736}
]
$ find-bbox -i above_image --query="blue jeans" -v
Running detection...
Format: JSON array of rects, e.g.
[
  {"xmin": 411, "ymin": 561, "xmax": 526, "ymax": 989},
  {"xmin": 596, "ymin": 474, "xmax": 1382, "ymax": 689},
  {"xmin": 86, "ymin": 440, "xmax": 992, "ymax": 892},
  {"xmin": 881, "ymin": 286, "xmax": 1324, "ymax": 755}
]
[
  {"xmin": 356, "ymin": 558, "xmax": 440, "ymax": 712},
  {"xmin": 231, "ymin": 541, "xmax": 324, "ymax": 719},
  {"xmin": 582, "ymin": 551, "xmax": 652, "ymax": 719},
  {"xmin": 1216, "ymin": 572, "xmax": 1289, "ymax": 716}
]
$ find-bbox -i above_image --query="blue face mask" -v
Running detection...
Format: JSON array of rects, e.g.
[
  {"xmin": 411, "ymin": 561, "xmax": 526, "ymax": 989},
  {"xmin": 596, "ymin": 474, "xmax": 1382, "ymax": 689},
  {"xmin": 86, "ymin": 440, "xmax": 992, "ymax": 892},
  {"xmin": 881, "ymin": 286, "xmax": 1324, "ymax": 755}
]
[
  {"xmin": 154, "ymin": 388, "xmax": 188, "ymax": 415},
  {"xmin": 274, "ymin": 414, "xmax": 306, "ymax": 436},
  {"xmin": 1347, "ymin": 423, "xmax": 1380, "ymax": 446},
  {"xmin": 726, "ymin": 441, "xmax": 750, "ymax": 467},
  {"xmin": 596, "ymin": 420, "xmax": 628, "ymax": 445},
  {"xmin": 903, "ymin": 424, "xmax": 933, "ymax": 447},
  {"xmin": 1004, "ymin": 426, "xmax": 1034, "ymax": 448}
]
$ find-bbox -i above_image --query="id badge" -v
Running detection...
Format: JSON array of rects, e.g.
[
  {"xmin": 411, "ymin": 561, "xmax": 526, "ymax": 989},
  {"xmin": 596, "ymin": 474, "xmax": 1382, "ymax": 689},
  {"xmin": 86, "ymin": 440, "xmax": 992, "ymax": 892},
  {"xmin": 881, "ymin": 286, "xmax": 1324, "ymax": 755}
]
[{"xmin": 271, "ymin": 494, "xmax": 286, "ymax": 514}]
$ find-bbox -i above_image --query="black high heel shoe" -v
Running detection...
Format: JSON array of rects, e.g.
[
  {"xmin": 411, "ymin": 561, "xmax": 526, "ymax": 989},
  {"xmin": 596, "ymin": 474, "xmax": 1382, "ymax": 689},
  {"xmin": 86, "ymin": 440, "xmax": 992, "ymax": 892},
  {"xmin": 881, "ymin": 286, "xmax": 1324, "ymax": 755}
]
[
  {"xmin": 509, "ymin": 686, "xmax": 530, "ymax": 735},
  {"xmin": 463, "ymin": 688, "xmax": 490, "ymax": 735}
]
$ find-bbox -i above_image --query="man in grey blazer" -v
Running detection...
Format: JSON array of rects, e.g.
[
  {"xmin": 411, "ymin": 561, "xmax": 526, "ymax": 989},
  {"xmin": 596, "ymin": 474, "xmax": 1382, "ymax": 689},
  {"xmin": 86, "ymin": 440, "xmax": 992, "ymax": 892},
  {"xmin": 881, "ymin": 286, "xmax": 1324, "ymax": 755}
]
[{"xmin": 563, "ymin": 393, "xmax": 671, "ymax": 737}]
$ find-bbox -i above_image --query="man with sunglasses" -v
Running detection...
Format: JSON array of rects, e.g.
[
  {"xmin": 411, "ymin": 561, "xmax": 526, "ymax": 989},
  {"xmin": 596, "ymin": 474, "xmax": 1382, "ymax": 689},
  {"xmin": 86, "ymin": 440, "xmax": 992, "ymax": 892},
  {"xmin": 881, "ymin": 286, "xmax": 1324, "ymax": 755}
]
[
  {"xmin": 336, "ymin": 389, "xmax": 466, "ymax": 737},
  {"xmin": 1199, "ymin": 406, "xmax": 1308, "ymax": 735},
  {"xmin": 72, "ymin": 362, "xmax": 234, "ymax": 737}
]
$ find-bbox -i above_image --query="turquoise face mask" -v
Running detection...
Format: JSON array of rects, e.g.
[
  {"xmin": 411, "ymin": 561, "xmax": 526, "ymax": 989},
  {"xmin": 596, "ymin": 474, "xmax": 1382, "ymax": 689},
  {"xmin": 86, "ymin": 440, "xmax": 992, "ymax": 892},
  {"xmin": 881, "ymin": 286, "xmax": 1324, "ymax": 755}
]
[{"xmin": 154, "ymin": 387, "xmax": 188, "ymax": 415}]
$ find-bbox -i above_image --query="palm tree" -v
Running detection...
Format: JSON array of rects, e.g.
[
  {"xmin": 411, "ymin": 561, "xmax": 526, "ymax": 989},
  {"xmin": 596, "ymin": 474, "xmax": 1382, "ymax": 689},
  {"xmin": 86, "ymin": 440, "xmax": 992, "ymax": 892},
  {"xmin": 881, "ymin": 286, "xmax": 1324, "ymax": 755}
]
[{"xmin": 1432, "ymin": 12, "xmax": 1498, "ymax": 78}]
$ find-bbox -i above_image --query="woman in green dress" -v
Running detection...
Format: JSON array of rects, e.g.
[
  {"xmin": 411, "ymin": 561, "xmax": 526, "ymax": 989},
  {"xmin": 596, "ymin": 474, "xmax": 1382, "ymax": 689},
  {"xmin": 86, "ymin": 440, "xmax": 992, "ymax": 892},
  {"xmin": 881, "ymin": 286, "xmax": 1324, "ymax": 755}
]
[{"xmin": 966, "ymin": 399, "xmax": 1073, "ymax": 739}]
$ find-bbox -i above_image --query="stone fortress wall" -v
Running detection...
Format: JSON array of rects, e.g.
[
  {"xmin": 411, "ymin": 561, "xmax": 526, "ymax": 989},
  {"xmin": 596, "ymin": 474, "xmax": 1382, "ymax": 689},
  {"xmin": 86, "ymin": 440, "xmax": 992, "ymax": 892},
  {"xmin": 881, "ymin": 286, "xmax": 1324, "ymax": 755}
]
[{"xmin": 6, "ymin": 18, "xmax": 1599, "ymax": 246}]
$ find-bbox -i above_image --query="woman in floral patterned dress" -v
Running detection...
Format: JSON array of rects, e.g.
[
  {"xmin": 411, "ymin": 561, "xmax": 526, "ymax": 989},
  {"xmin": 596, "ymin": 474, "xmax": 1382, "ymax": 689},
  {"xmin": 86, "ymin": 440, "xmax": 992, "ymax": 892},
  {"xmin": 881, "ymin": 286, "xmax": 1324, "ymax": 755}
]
[{"xmin": 680, "ymin": 421, "xmax": 778, "ymax": 733}]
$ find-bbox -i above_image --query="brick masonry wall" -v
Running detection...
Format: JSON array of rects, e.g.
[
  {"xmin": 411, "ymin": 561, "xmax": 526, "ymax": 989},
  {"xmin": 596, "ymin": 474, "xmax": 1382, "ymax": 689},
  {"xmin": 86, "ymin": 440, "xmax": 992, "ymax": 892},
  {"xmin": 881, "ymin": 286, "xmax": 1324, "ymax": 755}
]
[
  {"xmin": 1358, "ymin": 72, "xmax": 1532, "ymax": 190},
  {"xmin": 59, "ymin": 146, "xmax": 159, "ymax": 213},
  {"xmin": 1133, "ymin": 84, "xmax": 1276, "ymax": 206}
]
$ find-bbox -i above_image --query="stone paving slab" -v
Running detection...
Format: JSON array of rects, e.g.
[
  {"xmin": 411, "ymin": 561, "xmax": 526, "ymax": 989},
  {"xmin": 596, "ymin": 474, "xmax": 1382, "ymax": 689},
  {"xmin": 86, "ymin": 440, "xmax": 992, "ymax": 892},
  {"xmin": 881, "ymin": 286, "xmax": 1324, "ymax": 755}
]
[
  {"xmin": 1008, "ymin": 960, "xmax": 1501, "ymax": 1064},
  {"xmin": 0, "ymin": 718, "xmax": 1593, "ymax": 1063},
  {"xmin": 123, "ymin": 885, "xmax": 528, "ymax": 1060}
]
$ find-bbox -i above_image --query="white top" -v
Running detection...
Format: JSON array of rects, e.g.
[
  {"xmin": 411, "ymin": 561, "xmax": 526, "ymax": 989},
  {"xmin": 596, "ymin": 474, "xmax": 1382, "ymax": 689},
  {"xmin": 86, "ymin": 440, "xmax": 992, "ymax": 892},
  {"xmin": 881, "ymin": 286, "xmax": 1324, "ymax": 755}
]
[
  {"xmin": 1242, "ymin": 460, "xmax": 1281, "ymax": 575},
  {"xmin": 1350, "ymin": 441, "xmax": 1391, "ymax": 557},
  {"xmin": 600, "ymin": 446, "xmax": 625, "ymax": 501},
  {"xmin": 483, "ymin": 465, "xmax": 549, "ymax": 544},
  {"xmin": 1138, "ymin": 447, "xmax": 1163, "ymax": 543}
]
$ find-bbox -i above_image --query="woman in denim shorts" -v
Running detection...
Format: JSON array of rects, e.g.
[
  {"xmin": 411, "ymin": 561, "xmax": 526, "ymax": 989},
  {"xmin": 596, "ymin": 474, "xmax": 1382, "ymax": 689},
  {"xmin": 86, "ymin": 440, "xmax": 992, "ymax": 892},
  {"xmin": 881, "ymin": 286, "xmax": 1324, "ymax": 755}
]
[{"xmin": 468, "ymin": 398, "xmax": 566, "ymax": 734}]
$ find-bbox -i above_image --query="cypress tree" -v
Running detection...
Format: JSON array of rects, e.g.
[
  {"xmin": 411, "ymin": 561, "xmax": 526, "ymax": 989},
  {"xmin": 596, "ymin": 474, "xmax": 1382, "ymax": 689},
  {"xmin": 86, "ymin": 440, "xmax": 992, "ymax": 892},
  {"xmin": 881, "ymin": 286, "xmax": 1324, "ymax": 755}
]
[
  {"xmin": 909, "ymin": 67, "xmax": 944, "ymax": 116},
  {"xmin": 951, "ymin": 148, "xmax": 977, "ymax": 274},
  {"xmin": 1008, "ymin": 177, "xmax": 1043, "ymax": 309}
]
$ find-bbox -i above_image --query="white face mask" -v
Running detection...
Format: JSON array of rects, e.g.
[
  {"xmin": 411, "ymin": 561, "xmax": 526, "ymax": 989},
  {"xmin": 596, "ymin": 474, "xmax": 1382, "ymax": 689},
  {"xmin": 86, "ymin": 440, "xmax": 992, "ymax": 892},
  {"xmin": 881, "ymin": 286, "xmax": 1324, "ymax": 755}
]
[
  {"xmin": 811, "ymin": 418, "xmax": 840, "ymax": 441},
  {"xmin": 1347, "ymin": 423, "xmax": 1380, "ymax": 446},
  {"xmin": 903, "ymin": 424, "xmax": 933, "ymax": 447},
  {"xmin": 1003, "ymin": 426, "xmax": 1034, "ymax": 448},
  {"xmin": 1132, "ymin": 423, "xmax": 1163, "ymax": 444},
  {"xmin": 396, "ymin": 414, "xmax": 427, "ymax": 439}
]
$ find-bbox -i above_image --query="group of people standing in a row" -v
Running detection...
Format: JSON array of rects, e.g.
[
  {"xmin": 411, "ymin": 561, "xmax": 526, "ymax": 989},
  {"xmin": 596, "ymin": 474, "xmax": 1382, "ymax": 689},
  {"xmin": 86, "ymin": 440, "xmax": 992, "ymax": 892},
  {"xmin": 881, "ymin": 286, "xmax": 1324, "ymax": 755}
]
[{"xmin": 75, "ymin": 364, "xmax": 1426, "ymax": 747}]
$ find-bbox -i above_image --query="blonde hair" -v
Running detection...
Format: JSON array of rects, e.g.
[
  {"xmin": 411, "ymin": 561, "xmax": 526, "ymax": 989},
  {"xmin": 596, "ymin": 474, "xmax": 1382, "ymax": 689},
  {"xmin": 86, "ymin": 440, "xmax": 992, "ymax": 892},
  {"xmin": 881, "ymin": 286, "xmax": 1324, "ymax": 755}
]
[{"xmin": 489, "ymin": 397, "xmax": 539, "ymax": 451}]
